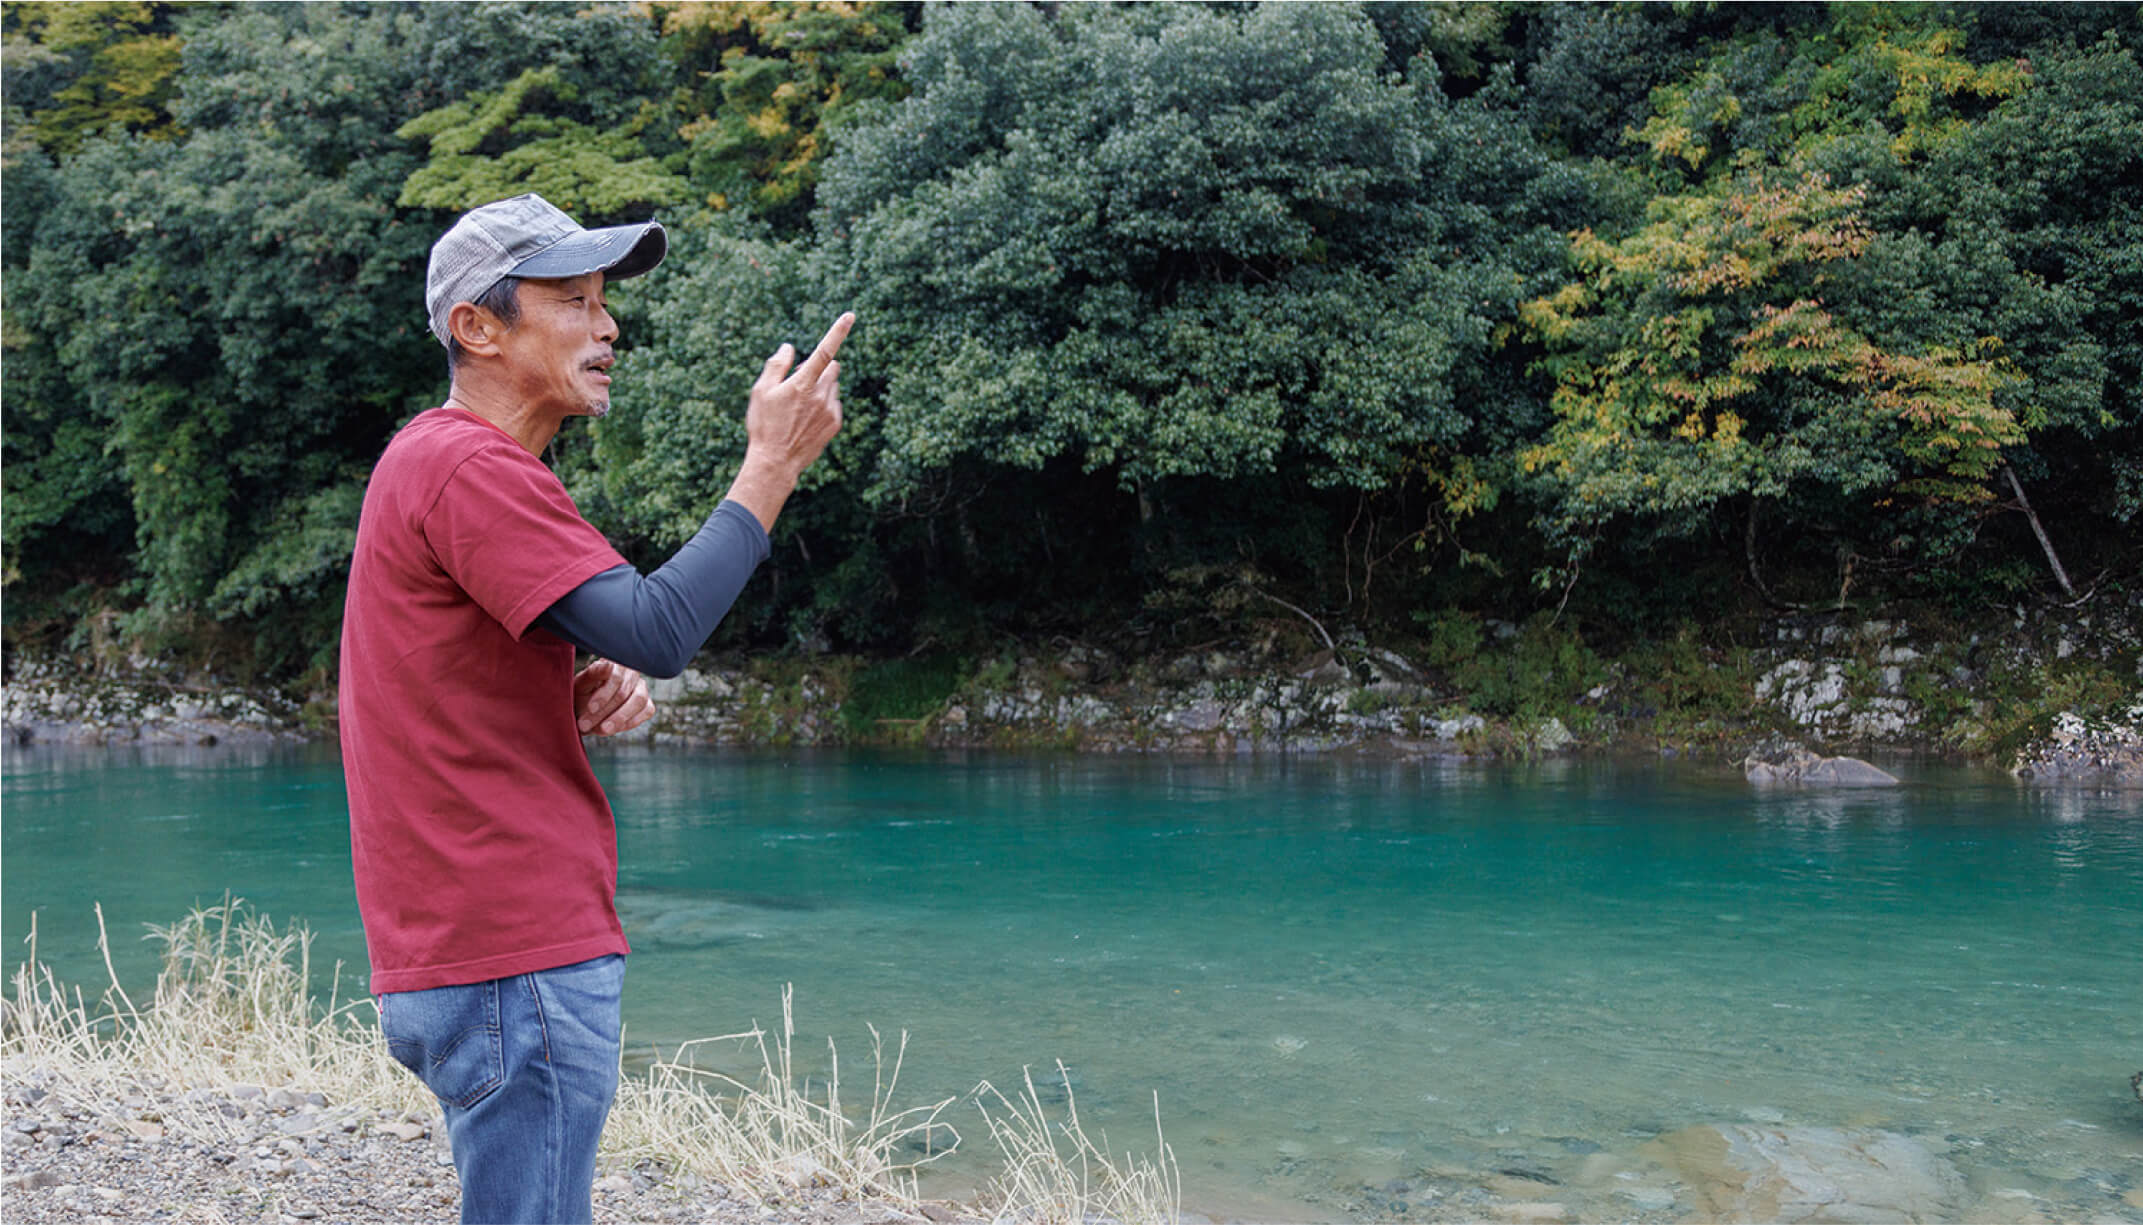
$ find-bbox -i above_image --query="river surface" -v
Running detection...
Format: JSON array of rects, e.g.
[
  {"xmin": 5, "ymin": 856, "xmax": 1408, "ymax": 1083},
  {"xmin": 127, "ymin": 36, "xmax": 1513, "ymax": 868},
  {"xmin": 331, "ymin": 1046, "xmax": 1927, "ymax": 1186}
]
[{"xmin": 4, "ymin": 743, "xmax": 2139, "ymax": 1221}]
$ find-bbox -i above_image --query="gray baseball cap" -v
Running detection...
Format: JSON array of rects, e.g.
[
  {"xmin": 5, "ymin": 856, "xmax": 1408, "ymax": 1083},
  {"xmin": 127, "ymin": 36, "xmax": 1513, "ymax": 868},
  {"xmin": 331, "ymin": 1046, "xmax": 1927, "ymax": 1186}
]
[{"xmin": 424, "ymin": 193, "xmax": 667, "ymax": 345}]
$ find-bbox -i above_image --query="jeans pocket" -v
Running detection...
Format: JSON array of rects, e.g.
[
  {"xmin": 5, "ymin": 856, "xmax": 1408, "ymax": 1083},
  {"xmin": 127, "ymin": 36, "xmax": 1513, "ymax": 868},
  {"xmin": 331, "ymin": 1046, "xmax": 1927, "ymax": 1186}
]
[{"xmin": 378, "ymin": 979, "xmax": 505, "ymax": 1109}]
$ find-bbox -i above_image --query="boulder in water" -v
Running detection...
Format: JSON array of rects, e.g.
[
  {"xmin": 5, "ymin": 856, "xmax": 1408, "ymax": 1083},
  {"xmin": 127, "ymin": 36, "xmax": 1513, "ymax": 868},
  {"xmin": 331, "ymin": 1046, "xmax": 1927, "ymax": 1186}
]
[
  {"xmin": 1647, "ymin": 1124, "xmax": 1964, "ymax": 1223},
  {"xmin": 1744, "ymin": 742, "xmax": 1898, "ymax": 786}
]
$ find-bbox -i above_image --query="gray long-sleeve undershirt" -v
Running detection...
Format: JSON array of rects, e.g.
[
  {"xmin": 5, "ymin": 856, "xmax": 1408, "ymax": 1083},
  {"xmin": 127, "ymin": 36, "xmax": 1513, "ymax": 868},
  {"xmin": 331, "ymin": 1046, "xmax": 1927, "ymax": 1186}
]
[{"xmin": 537, "ymin": 499, "xmax": 770, "ymax": 677}]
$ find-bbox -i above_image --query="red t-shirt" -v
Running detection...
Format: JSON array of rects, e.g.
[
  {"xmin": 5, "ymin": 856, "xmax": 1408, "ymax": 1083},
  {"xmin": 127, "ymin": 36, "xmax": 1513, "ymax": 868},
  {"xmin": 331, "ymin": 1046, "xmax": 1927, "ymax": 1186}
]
[{"xmin": 340, "ymin": 407, "xmax": 632, "ymax": 994}]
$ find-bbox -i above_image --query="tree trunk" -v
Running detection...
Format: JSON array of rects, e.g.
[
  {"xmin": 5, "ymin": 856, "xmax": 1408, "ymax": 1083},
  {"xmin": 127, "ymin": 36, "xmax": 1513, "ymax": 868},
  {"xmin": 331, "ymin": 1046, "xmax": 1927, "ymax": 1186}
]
[
  {"xmin": 2003, "ymin": 464, "xmax": 2077, "ymax": 598},
  {"xmin": 1745, "ymin": 497, "xmax": 1808, "ymax": 611}
]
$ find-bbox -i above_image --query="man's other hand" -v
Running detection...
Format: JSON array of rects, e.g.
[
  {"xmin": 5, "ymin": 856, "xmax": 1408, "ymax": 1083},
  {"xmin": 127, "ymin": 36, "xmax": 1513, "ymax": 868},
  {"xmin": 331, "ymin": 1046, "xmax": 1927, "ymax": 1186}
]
[{"xmin": 574, "ymin": 658, "xmax": 654, "ymax": 736}]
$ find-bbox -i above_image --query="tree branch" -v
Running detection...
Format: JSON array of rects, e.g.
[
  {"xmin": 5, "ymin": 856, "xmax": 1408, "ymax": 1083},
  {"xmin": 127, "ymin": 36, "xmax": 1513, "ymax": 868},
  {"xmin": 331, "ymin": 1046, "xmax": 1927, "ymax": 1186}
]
[{"xmin": 1249, "ymin": 588, "xmax": 1335, "ymax": 655}]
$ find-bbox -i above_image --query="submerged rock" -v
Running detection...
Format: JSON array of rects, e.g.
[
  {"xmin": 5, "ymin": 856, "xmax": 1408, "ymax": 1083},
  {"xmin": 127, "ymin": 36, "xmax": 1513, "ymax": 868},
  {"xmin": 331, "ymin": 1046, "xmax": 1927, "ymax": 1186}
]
[
  {"xmin": 1743, "ymin": 743, "xmax": 1898, "ymax": 786},
  {"xmin": 1648, "ymin": 1124, "xmax": 1964, "ymax": 1223}
]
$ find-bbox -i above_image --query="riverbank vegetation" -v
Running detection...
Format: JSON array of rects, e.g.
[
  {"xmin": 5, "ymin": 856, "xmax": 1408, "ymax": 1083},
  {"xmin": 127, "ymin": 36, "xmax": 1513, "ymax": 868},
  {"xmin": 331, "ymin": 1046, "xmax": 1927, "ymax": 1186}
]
[
  {"xmin": 4, "ymin": 3, "xmax": 2138, "ymax": 729},
  {"xmin": 1, "ymin": 900, "xmax": 1181, "ymax": 1223}
]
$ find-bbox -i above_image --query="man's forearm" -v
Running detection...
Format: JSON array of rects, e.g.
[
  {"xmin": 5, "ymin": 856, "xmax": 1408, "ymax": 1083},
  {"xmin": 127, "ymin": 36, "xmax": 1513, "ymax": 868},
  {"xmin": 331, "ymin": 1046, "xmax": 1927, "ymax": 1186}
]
[
  {"xmin": 722, "ymin": 450, "xmax": 805, "ymax": 535},
  {"xmin": 536, "ymin": 499, "xmax": 770, "ymax": 677}
]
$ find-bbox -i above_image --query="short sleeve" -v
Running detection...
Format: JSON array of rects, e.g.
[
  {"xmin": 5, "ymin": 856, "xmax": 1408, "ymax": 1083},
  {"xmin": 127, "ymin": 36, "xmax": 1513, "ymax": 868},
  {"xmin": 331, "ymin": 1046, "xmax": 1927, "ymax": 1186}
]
[{"xmin": 421, "ymin": 440, "xmax": 629, "ymax": 638}]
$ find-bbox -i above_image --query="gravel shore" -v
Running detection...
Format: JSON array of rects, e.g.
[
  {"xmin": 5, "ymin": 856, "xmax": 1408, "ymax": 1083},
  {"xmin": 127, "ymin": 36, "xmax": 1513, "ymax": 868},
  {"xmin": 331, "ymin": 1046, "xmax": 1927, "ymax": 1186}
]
[{"xmin": 2, "ymin": 1069, "xmax": 980, "ymax": 1225}]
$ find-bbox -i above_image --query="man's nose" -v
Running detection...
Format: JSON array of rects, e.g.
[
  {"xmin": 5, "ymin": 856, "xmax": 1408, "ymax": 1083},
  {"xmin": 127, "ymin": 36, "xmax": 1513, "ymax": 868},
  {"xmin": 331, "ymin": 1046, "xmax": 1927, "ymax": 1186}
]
[{"xmin": 595, "ymin": 305, "xmax": 618, "ymax": 342}]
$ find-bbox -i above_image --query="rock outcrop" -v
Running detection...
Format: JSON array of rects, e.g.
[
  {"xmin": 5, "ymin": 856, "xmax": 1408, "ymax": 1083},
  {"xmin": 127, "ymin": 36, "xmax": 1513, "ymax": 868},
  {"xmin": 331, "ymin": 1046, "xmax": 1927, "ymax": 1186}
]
[
  {"xmin": 1743, "ymin": 742, "xmax": 1899, "ymax": 786},
  {"xmin": 2009, "ymin": 709, "xmax": 2143, "ymax": 786}
]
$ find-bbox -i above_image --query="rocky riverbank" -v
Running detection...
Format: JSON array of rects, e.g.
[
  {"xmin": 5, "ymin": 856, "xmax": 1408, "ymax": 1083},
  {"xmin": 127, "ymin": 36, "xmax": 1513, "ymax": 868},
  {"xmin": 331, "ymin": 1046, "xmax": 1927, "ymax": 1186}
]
[
  {"xmin": 2, "ymin": 654, "xmax": 304, "ymax": 749},
  {"xmin": 16, "ymin": 1065, "xmax": 2136, "ymax": 1225},
  {"xmin": 6, "ymin": 608, "xmax": 2138, "ymax": 777},
  {"xmin": 1, "ymin": 1069, "xmax": 979, "ymax": 1225}
]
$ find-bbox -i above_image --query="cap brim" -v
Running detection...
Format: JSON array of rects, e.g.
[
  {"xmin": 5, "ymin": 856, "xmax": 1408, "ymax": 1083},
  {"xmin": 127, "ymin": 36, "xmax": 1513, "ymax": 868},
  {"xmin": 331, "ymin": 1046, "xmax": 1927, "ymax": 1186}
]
[{"xmin": 509, "ymin": 221, "xmax": 666, "ymax": 282}]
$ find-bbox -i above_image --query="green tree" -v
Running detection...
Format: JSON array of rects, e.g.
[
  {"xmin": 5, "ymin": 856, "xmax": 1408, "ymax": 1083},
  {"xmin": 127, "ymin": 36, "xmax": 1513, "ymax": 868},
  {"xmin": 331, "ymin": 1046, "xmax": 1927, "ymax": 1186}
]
[
  {"xmin": 591, "ymin": 2, "xmax": 1582, "ymax": 644},
  {"xmin": 1522, "ymin": 5, "xmax": 2139, "ymax": 603},
  {"xmin": 396, "ymin": 63, "xmax": 690, "ymax": 221},
  {"xmin": 5, "ymin": 2, "xmax": 691, "ymax": 670},
  {"xmin": 1870, "ymin": 33, "xmax": 2143, "ymax": 554},
  {"xmin": 0, "ymin": 1, "xmax": 193, "ymax": 155},
  {"xmin": 390, "ymin": 5, "xmax": 690, "ymax": 222},
  {"xmin": 656, "ymin": 0, "xmax": 917, "ymax": 228},
  {"xmin": 1521, "ymin": 167, "xmax": 2022, "ymax": 549},
  {"xmin": 816, "ymin": 2, "xmax": 1575, "ymax": 500}
]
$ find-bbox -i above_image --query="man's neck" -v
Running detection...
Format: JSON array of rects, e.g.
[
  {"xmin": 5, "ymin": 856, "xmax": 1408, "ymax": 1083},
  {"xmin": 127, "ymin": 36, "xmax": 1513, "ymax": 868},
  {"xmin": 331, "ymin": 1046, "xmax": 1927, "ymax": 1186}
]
[{"xmin": 443, "ymin": 378, "xmax": 558, "ymax": 455}]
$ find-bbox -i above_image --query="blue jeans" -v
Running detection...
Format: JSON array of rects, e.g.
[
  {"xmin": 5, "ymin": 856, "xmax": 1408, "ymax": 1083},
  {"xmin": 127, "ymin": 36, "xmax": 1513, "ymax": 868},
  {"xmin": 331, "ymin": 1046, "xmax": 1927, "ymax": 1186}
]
[{"xmin": 378, "ymin": 955, "xmax": 625, "ymax": 1225}]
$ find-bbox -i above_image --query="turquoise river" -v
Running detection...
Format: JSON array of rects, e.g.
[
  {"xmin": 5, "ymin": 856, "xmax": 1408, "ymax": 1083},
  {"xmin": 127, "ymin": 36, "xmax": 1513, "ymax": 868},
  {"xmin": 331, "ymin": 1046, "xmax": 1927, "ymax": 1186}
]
[{"xmin": 3, "ymin": 744, "xmax": 2139, "ymax": 1221}]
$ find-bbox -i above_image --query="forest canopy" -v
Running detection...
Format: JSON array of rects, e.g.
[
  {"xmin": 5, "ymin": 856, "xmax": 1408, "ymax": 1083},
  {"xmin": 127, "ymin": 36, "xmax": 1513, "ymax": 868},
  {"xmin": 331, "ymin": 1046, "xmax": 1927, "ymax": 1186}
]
[{"xmin": 3, "ymin": 1, "xmax": 2137, "ymax": 679}]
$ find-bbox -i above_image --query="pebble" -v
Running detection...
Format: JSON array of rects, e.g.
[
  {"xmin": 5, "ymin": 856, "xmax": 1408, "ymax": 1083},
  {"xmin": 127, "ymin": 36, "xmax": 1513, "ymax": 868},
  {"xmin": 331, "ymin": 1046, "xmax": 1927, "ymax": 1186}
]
[
  {"xmin": 1493, "ymin": 1203, "xmax": 1570, "ymax": 1224},
  {"xmin": 1616, "ymin": 1186, "xmax": 1676, "ymax": 1211}
]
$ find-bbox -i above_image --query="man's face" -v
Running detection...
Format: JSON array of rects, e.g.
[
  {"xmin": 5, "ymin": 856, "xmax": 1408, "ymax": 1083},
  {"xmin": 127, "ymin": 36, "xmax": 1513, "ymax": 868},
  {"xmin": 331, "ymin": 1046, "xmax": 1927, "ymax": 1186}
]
[{"xmin": 494, "ymin": 271, "xmax": 618, "ymax": 419}]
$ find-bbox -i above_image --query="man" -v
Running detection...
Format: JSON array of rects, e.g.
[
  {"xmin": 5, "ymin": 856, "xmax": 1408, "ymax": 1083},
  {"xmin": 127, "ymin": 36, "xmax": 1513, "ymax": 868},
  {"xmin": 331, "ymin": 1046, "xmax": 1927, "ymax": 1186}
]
[{"xmin": 339, "ymin": 193, "xmax": 850, "ymax": 1224}]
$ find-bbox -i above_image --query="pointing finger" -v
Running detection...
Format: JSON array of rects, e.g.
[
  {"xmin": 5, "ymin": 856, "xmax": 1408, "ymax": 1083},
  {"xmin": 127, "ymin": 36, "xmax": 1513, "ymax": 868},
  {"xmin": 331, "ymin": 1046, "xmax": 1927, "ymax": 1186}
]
[{"xmin": 794, "ymin": 312, "xmax": 855, "ymax": 387}]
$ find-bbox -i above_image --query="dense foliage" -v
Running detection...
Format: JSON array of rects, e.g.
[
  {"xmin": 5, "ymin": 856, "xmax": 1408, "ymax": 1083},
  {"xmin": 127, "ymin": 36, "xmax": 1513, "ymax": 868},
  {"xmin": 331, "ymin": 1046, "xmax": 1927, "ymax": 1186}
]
[{"xmin": 3, "ymin": 2, "xmax": 2137, "ymax": 680}]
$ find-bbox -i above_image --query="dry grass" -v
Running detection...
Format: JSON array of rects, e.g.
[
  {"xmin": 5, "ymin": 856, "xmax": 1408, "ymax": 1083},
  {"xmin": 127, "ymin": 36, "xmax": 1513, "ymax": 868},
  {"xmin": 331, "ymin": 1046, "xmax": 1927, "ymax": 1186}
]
[
  {"xmin": 2, "ymin": 902, "xmax": 431, "ymax": 1139},
  {"xmin": 2, "ymin": 901, "xmax": 1180, "ymax": 1224},
  {"xmin": 604, "ymin": 984, "xmax": 960, "ymax": 1204},
  {"xmin": 972, "ymin": 1064, "xmax": 1180, "ymax": 1225}
]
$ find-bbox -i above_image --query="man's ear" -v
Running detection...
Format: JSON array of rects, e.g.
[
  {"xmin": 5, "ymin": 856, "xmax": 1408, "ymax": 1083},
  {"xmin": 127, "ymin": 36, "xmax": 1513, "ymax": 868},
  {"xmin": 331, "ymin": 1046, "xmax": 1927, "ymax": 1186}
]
[{"xmin": 446, "ymin": 301, "xmax": 504, "ymax": 357}]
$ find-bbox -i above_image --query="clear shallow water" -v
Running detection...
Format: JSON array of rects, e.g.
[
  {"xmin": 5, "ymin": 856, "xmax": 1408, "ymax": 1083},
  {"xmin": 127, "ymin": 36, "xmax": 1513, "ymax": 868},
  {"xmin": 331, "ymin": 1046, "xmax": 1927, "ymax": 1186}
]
[{"xmin": 4, "ymin": 744, "xmax": 2139, "ymax": 1220}]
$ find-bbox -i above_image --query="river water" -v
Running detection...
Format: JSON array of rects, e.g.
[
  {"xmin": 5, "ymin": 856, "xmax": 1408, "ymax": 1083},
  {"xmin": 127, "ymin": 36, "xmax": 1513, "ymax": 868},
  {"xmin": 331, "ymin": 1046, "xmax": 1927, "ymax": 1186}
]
[{"xmin": 4, "ymin": 744, "xmax": 2138, "ymax": 1220}]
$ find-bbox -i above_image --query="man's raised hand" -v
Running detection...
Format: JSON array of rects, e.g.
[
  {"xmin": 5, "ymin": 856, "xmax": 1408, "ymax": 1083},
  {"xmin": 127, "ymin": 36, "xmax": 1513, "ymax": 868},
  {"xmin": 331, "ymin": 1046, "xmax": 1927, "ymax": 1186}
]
[
  {"xmin": 749, "ymin": 312, "xmax": 851, "ymax": 474},
  {"xmin": 728, "ymin": 311, "xmax": 854, "ymax": 531}
]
